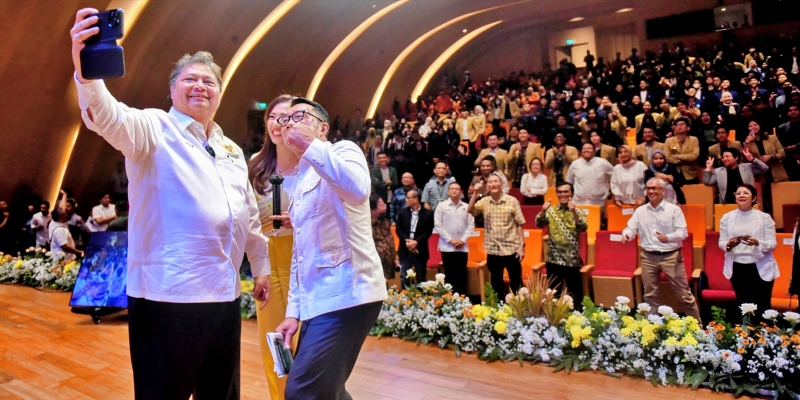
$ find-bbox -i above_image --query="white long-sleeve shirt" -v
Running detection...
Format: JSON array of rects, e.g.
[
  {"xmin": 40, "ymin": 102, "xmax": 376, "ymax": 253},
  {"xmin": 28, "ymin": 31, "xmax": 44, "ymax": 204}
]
[
  {"xmin": 622, "ymin": 200, "xmax": 687, "ymax": 252},
  {"xmin": 75, "ymin": 75, "xmax": 270, "ymax": 303},
  {"xmin": 30, "ymin": 212, "xmax": 52, "ymax": 247},
  {"xmin": 566, "ymin": 157, "xmax": 614, "ymax": 206},
  {"xmin": 434, "ymin": 199, "xmax": 474, "ymax": 253},
  {"xmin": 520, "ymin": 173, "xmax": 548, "ymax": 198},
  {"xmin": 611, "ymin": 161, "xmax": 648, "ymax": 204}
]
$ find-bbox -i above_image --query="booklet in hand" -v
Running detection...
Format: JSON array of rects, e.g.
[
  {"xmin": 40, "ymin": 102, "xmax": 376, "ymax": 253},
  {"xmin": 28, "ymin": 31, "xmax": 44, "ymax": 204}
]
[{"xmin": 266, "ymin": 332, "xmax": 293, "ymax": 377}]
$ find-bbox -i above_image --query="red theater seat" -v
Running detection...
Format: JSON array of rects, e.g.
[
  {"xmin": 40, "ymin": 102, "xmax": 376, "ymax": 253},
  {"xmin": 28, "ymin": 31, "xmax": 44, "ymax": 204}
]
[
  {"xmin": 697, "ymin": 231, "xmax": 736, "ymax": 307},
  {"xmin": 583, "ymin": 231, "xmax": 641, "ymax": 306}
]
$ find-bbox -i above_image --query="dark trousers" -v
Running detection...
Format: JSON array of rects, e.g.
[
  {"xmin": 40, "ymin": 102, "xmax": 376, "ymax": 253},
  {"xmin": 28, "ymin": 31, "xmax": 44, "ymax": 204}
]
[
  {"xmin": 730, "ymin": 262, "xmax": 774, "ymax": 323},
  {"xmin": 286, "ymin": 301, "xmax": 383, "ymax": 400},
  {"xmin": 546, "ymin": 263, "xmax": 583, "ymax": 305},
  {"xmin": 128, "ymin": 296, "xmax": 241, "ymax": 400},
  {"xmin": 441, "ymin": 251, "xmax": 468, "ymax": 296},
  {"xmin": 400, "ymin": 251, "xmax": 428, "ymax": 285},
  {"xmin": 486, "ymin": 254, "xmax": 522, "ymax": 297}
]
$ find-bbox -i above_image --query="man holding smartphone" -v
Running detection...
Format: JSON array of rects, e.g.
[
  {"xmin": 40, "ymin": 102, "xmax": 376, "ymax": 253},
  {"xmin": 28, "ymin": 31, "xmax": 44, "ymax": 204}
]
[
  {"xmin": 467, "ymin": 174, "xmax": 526, "ymax": 297},
  {"xmin": 70, "ymin": 8, "xmax": 271, "ymax": 400}
]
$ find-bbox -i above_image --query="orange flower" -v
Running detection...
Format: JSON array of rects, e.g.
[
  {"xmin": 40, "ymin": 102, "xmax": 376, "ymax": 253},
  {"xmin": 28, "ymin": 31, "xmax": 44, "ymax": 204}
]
[
  {"xmin": 780, "ymin": 334, "xmax": 789, "ymax": 341},
  {"xmin": 781, "ymin": 341, "xmax": 790, "ymax": 347},
  {"xmin": 740, "ymin": 332, "xmax": 748, "ymax": 338},
  {"xmin": 709, "ymin": 321, "xmax": 717, "ymax": 327},
  {"xmin": 723, "ymin": 352, "xmax": 730, "ymax": 358},
  {"xmin": 717, "ymin": 334, "xmax": 723, "ymax": 339},
  {"xmin": 791, "ymin": 335, "xmax": 800, "ymax": 344},
  {"xmin": 758, "ymin": 338, "xmax": 767, "ymax": 345},
  {"xmin": 737, "ymin": 347, "xmax": 745, "ymax": 354},
  {"xmin": 714, "ymin": 325, "xmax": 726, "ymax": 331}
]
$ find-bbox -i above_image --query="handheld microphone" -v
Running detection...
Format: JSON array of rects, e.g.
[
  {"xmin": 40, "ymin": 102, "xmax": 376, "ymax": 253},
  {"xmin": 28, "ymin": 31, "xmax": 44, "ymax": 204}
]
[{"xmin": 268, "ymin": 174, "xmax": 284, "ymax": 229}]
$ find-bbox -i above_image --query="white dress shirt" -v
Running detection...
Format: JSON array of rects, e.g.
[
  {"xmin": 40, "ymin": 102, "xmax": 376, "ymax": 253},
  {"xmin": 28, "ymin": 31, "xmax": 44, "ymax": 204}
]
[
  {"xmin": 611, "ymin": 161, "xmax": 648, "ymax": 204},
  {"xmin": 91, "ymin": 204, "xmax": 117, "ymax": 232},
  {"xmin": 49, "ymin": 222, "xmax": 75, "ymax": 261},
  {"xmin": 30, "ymin": 212, "xmax": 52, "ymax": 247},
  {"xmin": 434, "ymin": 199, "xmax": 474, "ymax": 252},
  {"xmin": 287, "ymin": 139, "xmax": 388, "ymax": 321},
  {"xmin": 566, "ymin": 157, "xmax": 614, "ymax": 206},
  {"xmin": 718, "ymin": 209, "xmax": 779, "ymax": 281},
  {"xmin": 76, "ymin": 76, "xmax": 270, "ymax": 303},
  {"xmin": 623, "ymin": 200, "xmax": 687, "ymax": 252},
  {"xmin": 520, "ymin": 173, "xmax": 548, "ymax": 197}
]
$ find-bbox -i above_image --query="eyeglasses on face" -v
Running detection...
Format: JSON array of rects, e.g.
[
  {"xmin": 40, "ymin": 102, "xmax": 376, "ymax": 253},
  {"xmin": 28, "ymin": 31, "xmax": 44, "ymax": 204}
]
[
  {"xmin": 645, "ymin": 186, "xmax": 664, "ymax": 191},
  {"xmin": 277, "ymin": 110, "xmax": 325, "ymax": 127}
]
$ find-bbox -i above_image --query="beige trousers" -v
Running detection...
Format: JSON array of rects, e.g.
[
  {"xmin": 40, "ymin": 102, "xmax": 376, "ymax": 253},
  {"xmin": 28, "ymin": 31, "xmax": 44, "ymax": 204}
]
[{"xmin": 640, "ymin": 249, "xmax": 701, "ymax": 322}]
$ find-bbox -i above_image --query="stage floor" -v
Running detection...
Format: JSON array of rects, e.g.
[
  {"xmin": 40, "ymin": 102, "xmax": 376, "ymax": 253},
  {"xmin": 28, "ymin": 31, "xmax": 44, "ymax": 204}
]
[{"xmin": 0, "ymin": 284, "xmax": 751, "ymax": 400}]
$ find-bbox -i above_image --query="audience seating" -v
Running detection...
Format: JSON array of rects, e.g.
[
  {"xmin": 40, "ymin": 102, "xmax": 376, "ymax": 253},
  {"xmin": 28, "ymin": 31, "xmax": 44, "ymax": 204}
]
[
  {"xmin": 575, "ymin": 205, "xmax": 601, "ymax": 264},
  {"xmin": 426, "ymin": 233, "xmax": 443, "ymax": 280},
  {"xmin": 715, "ymin": 204, "xmax": 760, "ymax": 231},
  {"xmin": 683, "ymin": 184, "xmax": 715, "ymax": 230},
  {"xmin": 680, "ymin": 204, "xmax": 707, "ymax": 271},
  {"xmin": 606, "ymin": 204, "xmax": 635, "ymax": 231},
  {"xmin": 626, "ymin": 136, "xmax": 636, "ymax": 148},
  {"xmin": 466, "ymin": 228, "xmax": 489, "ymax": 300},
  {"xmin": 532, "ymin": 231, "xmax": 588, "ymax": 280},
  {"xmin": 508, "ymin": 188, "xmax": 525, "ymax": 204},
  {"xmin": 544, "ymin": 187, "xmax": 558, "ymax": 205},
  {"xmin": 502, "ymin": 229, "xmax": 544, "ymax": 287},
  {"xmin": 653, "ymin": 234, "xmax": 697, "ymax": 315},
  {"xmin": 772, "ymin": 233, "xmax": 797, "ymax": 311},
  {"xmin": 771, "ymin": 182, "xmax": 800, "ymax": 230},
  {"xmin": 694, "ymin": 231, "xmax": 736, "ymax": 315},
  {"xmin": 783, "ymin": 204, "xmax": 800, "ymax": 234},
  {"xmin": 626, "ymin": 128, "xmax": 636, "ymax": 138},
  {"xmin": 390, "ymin": 225, "xmax": 400, "ymax": 250},
  {"xmin": 584, "ymin": 231, "xmax": 641, "ymax": 306},
  {"xmin": 520, "ymin": 205, "xmax": 543, "ymax": 229}
]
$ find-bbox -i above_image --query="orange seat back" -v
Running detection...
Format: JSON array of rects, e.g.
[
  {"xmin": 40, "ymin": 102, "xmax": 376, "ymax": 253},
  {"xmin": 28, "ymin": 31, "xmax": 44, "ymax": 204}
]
[
  {"xmin": 680, "ymin": 204, "xmax": 706, "ymax": 246},
  {"xmin": 391, "ymin": 225, "xmax": 400, "ymax": 249},
  {"xmin": 575, "ymin": 205, "xmax": 601, "ymax": 243},
  {"xmin": 683, "ymin": 184, "xmax": 715, "ymax": 230},
  {"xmin": 715, "ymin": 204, "xmax": 760, "ymax": 231},
  {"xmin": 772, "ymin": 233, "xmax": 797, "ymax": 310},
  {"xmin": 771, "ymin": 182, "xmax": 800, "ymax": 230},
  {"xmin": 466, "ymin": 228, "xmax": 486, "ymax": 267},
  {"xmin": 544, "ymin": 186, "xmax": 558, "ymax": 204},
  {"xmin": 521, "ymin": 229, "xmax": 544, "ymax": 280},
  {"xmin": 606, "ymin": 204, "xmax": 635, "ymax": 232}
]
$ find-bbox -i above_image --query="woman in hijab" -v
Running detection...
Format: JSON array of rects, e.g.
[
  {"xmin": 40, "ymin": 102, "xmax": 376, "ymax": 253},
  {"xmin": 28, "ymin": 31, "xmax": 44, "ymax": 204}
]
[{"xmin": 644, "ymin": 149, "xmax": 686, "ymax": 204}]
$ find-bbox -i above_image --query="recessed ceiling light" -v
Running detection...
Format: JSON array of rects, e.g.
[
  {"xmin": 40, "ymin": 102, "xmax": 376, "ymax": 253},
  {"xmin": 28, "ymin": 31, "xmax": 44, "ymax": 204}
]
[
  {"xmin": 372, "ymin": 4, "xmax": 377, "ymax": 7},
  {"xmin": 463, "ymin": 28, "xmax": 468, "ymax": 33},
  {"xmin": 569, "ymin": 17, "xmax": 584, "ymax": 22},
  {"xmin": 721, "ymin": 7, "xmax": 726, "ymax": 11},
  {"xmin": 615, "ymin": 8, "xmax": 633, "ymax": 13}
]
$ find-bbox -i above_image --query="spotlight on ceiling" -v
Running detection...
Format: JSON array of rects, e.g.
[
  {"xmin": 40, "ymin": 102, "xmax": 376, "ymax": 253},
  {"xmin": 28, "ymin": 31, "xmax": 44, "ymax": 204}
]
[
  {"xmin": 615, "ymin": 7, "xmax": 633, "ymax": 13},
  {"xmin": 463, "ymin": 28, "xmax": 468, "ymax": 33},
  {"xmin": 568, "ymin": 16, "xmax": 584, "ymax": 22},
  {"xmin": 720, "ymin": 7, "xmax": 726, "ymax": 11}
]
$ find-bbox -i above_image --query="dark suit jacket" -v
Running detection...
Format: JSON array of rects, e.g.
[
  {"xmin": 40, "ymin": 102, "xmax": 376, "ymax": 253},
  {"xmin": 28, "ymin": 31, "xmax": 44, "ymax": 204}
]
[
  {"xmin": 395, "ymin": 206, "xmax": 434, "ymax": 259},
  {"xmin": 370, "ymin": 166, "xmax": 399, "ymax": 202}
]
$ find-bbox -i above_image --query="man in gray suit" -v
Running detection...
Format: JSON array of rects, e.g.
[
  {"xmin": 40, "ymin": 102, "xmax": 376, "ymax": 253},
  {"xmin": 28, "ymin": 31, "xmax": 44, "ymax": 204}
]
[{"xmin": 703, "ymin": 147, "xmax": 768, "ymax": 204}]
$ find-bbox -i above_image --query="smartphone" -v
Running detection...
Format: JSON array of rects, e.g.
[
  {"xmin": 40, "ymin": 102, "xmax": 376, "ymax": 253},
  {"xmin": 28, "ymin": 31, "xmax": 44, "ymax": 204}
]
[{"xmin": 80, "ymin": 9, "xmax": 126, "ymax": 80}]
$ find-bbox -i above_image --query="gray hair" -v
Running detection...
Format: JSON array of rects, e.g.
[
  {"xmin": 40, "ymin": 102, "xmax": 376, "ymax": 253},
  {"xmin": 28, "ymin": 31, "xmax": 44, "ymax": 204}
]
[
  {"xmin": 646, "ymin": 177, "xmax": 666, "ymax": 188},
  {"xmin": 474, "ymin": 105, "xmax": 484, "ymax": 114},
  {"xmin": 169, "ymin": 51, "xmax": 223, "ymax": 89}
]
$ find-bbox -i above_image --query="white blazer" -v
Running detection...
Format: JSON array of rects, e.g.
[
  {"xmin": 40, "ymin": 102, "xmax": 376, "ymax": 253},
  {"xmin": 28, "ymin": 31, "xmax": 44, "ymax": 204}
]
[
  {"xmin": 718, "ymin": 209, "xmax": 779, "ymax": 281},
  {"xmin": 287, "ymin": 139, "xmax": 388, "ymax": 321}
]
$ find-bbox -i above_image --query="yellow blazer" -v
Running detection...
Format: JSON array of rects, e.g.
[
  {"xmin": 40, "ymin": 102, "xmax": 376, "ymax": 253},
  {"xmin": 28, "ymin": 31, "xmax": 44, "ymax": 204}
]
[
  {"xmin": 633, "ymin": 141, "xmax": 667, "ymax": 166},
  {"xmin": 544, "ymin": 146, "xmax": 579, "ymax": 186},
  {"xmin": 469, "ymin": 115, "xmax": 486, "ymax": 142},
  {"xmin": 746, "ymin": 135, "xmax": 788, "ymax": 182},
  {"xmin": 455, "ymin": 117, "xmax": 470, "ymax": 140},
  {"xmin": 634, "ymin": 112, "xmax": 665, "ymax": 132},
  {"xmin": 474, "ymin": 148, "xmax": 509, "ymax": 173},
  {"xmin": 598, "ymin": 144, "xmax": 618, "ymax": 166},
  {"xmin": 504, "ymin": 143, "xmax": 544, "ymax": 182},
  {"xmin": 665, "ymin": 135, "xmax": 701, "ymax": 180}
]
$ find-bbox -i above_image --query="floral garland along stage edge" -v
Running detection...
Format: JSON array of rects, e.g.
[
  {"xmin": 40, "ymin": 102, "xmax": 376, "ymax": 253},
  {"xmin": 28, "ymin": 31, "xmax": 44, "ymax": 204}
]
[
  {"xmin": 5, "ymin": 251, "xmax": 800, "ymax": 397},
  {"xmin": 0, "ymin": 249, "xmax": 260, "ymax": 319},
  {"xmin": 370, "ymin": 270, "xmax": 800, "ymax": 398}
]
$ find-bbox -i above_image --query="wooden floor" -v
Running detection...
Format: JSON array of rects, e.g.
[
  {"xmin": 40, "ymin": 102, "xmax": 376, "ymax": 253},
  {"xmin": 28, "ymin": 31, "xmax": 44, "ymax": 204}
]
[{"xmin": 0, "ymin": 284, "xmax": 753, "ymax": 400}]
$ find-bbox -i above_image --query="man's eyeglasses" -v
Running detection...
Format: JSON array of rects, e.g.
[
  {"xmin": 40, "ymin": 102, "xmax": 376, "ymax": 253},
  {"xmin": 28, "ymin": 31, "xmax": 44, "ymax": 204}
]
[
  {"xmin": 645, "ymin": 186, "xmax": 663, "ymax": 191},
  {"xmin": 277, "ymin": 110, "xmax": 325, "ymax": 127}
]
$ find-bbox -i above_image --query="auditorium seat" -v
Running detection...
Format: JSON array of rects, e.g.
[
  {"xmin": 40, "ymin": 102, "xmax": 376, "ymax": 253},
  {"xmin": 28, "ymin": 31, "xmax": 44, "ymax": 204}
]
[
  {"xmin": 426, "ymin": 233, "xmax": 443, "ymax": 280},
  {"xmin": 544, "ymin": 187, "xmax": 558, "ymax": 205},
  {"xmin": 715, "ymin": 204, "xmax": 760, "ymax": 231},
  {"xmin": 695, "ymin": 231, "xmax": 736, "ymax": 313},
  {"xmin": 508, "ymin": 188, "xmax": 525, "ymax": 204},
  {"xmin": 466, "ymin": 228, "xmax": 489, "ymax": 300},
  {"xmin": 576, "ymin": 204, "xmax": 601, "ymax": 264},
  {"xmin": 680, "ymin": 204, "xmax": 707, "ymax": 271},
  {"xmin": 584, "ymin": 231, "xmax": 641, "ymax": 307},
  {"xmin": 626, "ymin": 128, "xmax": 636, "ymax": 138},
  {"xmin": 626, "ymin": 136, "xmax": 636, "ymax": 148},
  {"xmin": 520, "ymin": 205, "xmax": 543, "ymax": 229},
  {"xmin": 532, "ymin": 231, "xmax": 587, "ymax": 281},
  {"xmin": 771, "ymin": 182, "xmax": 800, "ymax": 230},
  {"xmin": 783, "ymin": 204, "xmax": 800, "ymax": 234},
  {"xmin": 771, "ymin": 233, "xmax": 797, "ymax": 311},
  {"xmin": 683, "ymin": 184, "xmax": 715, "ymax": 230},
  {"xmin": 606, "ymin": 204, "xmax": 635, "ymax": 231},
  {"xmin": 653, "ymin": 234, "xmax": 698, "ymax": 314},
  {"xmin": 728, "ymin": 130, "xmax": 736, "ymax": 142},
  {"xmin": 391, "ymin": 224, "xmax": 400, "ymax": 250},
  {"xmin": 503, "ymin": 229, "xmax": 544, "ymax": 287}
]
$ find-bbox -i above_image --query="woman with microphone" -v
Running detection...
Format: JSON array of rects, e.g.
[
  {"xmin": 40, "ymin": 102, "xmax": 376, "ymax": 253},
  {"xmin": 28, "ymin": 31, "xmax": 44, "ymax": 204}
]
[
  {"xmin": 718, "ymin": 183, "xmax": 779, "ymax": 322},
  {"xmin": 248, "ymin": 94, "xmax": 299, "ymax": 399}
]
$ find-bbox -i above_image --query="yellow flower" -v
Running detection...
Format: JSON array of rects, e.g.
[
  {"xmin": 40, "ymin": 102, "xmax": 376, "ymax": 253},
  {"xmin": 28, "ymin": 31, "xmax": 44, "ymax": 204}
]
[
  {"xmin": 240, "ymin": 280, "xmax": 254, "ymax": 294},
  {"xmin": 598, "ymin": 311, "xmax": 612, "ymax": 324},
  {"xmin": 472, "ymin": 305, "xmax": 491, "ymax": 322},
  {"xmin": 667, "ymin": 319, "xmax": 685, "ymax": 335},
  {"xmin": 621, "ymin": 316, "xmax": 635, "ymax": 328},
  {"xmin": 679, "ymin": 334, "xmax": 698, "ymax": 346},
  {"xmin": 13, "ymin": 260, "xmax": 24, "ymax": 269},
  {"xmin": 493, "ymin": 321, "xmax": 508, "ymax": 335},
  {"xmin": 640, "ymin": 323, "xmax": 659, "ymax": 345},
  {"xmin": 62, "ymin": 260, "xmax": 79, "ymax": 274},
  {"xmin": 494, "ymin": 310, "xmax": 510, "ymax": 322},
  {"xmin": 683, "ymin": 316, "xmax": 701, "ymax": 332},
  {"xmin": 566, "ymin": 314, "xmax": 586, "ymax": 330},
  {"xmin": 664, "ymin": 336, "xmax": 679, "ymax": 346},
  {"xmin": 620, "ymin": 327, "xmax": 633, "ymax": 337}
]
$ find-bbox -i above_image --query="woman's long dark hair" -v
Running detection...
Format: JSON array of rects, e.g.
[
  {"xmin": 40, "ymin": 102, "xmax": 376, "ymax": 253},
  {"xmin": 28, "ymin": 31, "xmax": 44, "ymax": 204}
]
[{"xmin": 248, "ymin": 95, "xmax": 295, "ymax": 195}]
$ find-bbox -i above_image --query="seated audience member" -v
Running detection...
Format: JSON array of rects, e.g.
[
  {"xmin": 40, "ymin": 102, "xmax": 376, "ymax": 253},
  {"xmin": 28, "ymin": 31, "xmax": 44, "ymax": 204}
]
[
  {"xmin": 467, "ymin": 174, "xmax": 526, "ymax": 297},
  {"xmin": 545, "ymin": 133, "xmax": 579, "ymax": 187},
  {"xmin": 633, "ymin": 125, "xmax": 666, "ymax": 167},
  {"xmin": 519, "ymin": 158, "xmax": 548, "ymax": 205},
  {"xmin": 665, "ymin": 117, "xmax": 701, "ymax": 184},
  {"xmin": 566, "ymin": 142, "xmax": 614, "ymax": 207},
  {"xmin": 611, "ymin": 145, "xmax": 648, "ymax": 207},
  {"xmin": 703, "ymin": 148, "xmax": 768, "ymax": 204},
  {"xmin": 645, "ymin": 150, "xmax": 685, "ymax": 204},
  {"xmin": 718, "ymin": 184, "xmax": 778, "ymax": 323},
  {"xmin": 474, "ymin": 133, "xmax": 508, "ymax": 174},
  {"xmin": 370, "ymin": 191, "xmax": 397, "ymax": 281},
  {"xmin": 708, "ymin": 126, "xmax": 743, "ymax": 168}
]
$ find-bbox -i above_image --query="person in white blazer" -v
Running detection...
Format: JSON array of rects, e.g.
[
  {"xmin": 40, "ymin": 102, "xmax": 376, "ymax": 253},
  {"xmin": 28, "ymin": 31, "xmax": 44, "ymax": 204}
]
[
  {"xmin": 275, "ymin": 98, "xmax": 387, "ymax": 399},
  {"xmin": 718, "ymin": 183, "xmax": 778, "ymax": 322}
]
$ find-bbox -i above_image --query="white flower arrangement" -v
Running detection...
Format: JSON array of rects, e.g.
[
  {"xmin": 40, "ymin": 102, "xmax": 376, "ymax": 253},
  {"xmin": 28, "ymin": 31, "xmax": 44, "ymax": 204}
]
[{"xmin": 370, "ymin": 274, "xmax": 800, "ymax": 398}]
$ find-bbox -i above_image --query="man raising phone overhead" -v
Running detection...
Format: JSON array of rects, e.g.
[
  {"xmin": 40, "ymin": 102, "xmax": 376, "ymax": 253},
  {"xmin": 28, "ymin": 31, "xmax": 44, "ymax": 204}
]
[{"xmin": 71, "ymin": 8, "xmax": 271, "ymax": 399}]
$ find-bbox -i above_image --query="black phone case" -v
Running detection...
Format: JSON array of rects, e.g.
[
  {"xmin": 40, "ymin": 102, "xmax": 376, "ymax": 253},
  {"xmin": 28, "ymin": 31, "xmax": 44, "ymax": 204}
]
[
  {"xmin": 80, "ymin": 45, "xmax": 125, "ymax": 80},
  {"xmin": 80, "ymin": 9, "xmax": 125, "ymax": 80}
]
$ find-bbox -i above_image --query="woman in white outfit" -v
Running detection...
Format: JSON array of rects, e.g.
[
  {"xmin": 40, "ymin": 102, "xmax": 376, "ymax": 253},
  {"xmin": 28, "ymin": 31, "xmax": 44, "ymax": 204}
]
[
  {"xmin": 519, "ymin": 158, "xmax": 547, "ymax": 205},
  {"xmin": 611, "ymin": 145, "xmax": 648, "ymax": 207}
]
